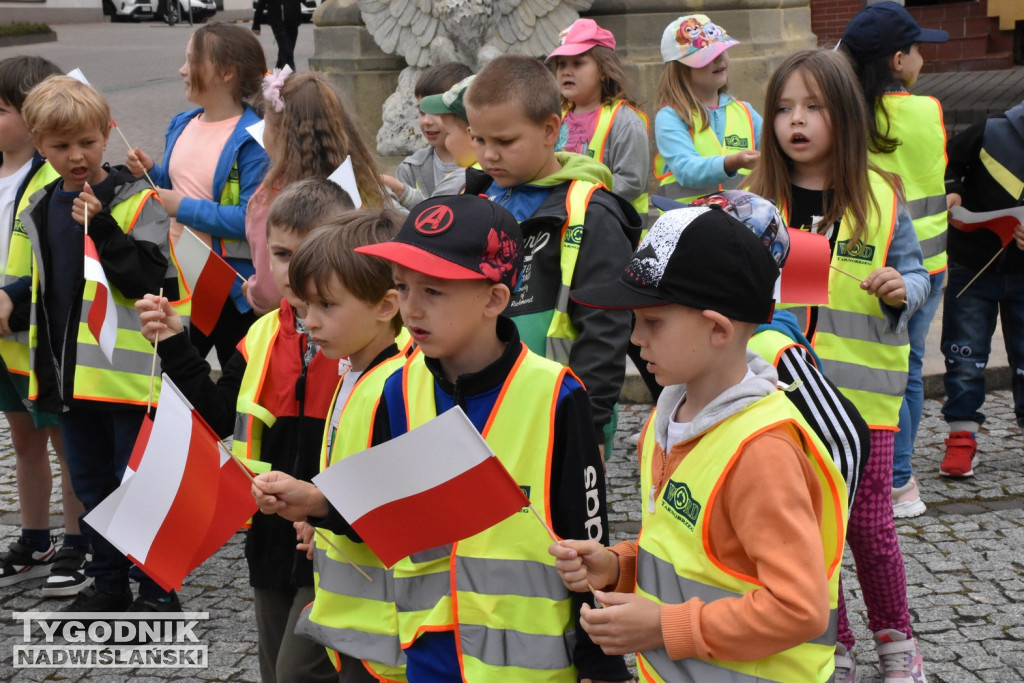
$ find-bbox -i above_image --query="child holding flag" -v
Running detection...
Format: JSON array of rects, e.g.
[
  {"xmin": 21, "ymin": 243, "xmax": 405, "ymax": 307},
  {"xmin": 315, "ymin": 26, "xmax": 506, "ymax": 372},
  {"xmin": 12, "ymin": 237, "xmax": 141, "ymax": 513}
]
[
  {"xmin": 135, "ymin": 178, "xmax": 358, "ymax": 683},
  {"xmin": 254, "ymin": 195, "xmax": 632, "ymax": 682},
  {"xmin": 18, "ymin": 75, "xmax": 179, "ymax": 612}
]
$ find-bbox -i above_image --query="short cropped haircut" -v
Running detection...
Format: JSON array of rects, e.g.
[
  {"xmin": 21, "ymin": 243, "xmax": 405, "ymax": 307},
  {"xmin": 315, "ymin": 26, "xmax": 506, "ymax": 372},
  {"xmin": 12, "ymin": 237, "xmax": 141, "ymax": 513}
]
[
  {"xmin": 267, "ymin": 178, "xmax": 355, "ymax": 237},
  {"xmin": 289, "ymin": 208, "xmax": 404, "ymax": 334},
  {"xmin": 0, "ymin": 56, "xmax": 62, "ymax": 112},
  {"xmin": 414, "ymin": 62, "xmax": 473, "ymax": 99},
  {"xmin": 22, "ymin": 76, "xmax": 111, "ymax": 139},
  {"xmin": 465, "ymin": 55, "xmax": 561, "ymax": 124}
]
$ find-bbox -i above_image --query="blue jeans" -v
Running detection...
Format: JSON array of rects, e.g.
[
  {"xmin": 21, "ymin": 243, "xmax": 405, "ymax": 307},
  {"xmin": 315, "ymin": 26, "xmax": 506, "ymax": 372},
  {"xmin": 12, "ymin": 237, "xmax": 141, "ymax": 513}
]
[
  {"xmin": 60, "ymin": 407, "xmax": 170, "ymax": 598},
  {"xmin": 940, "ymin": 261, "xmax": 1024, "ymax": 427},
  {"xmin": 893, "ymin": 271, "xmax": 944, "ymax": 488}
]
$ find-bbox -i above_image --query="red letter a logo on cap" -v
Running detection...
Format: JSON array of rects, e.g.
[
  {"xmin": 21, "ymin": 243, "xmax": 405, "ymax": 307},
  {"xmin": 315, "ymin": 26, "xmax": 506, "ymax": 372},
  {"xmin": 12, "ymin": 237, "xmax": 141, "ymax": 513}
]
[{"xmin": 415, "ymin": 205, "xmax": 455, "ymax": 235}]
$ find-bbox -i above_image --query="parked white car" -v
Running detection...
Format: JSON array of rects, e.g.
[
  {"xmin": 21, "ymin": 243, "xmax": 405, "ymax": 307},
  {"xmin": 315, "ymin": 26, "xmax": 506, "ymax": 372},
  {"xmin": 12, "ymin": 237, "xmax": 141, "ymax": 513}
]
[{"xmin": 104, "ymin": 0, "xmax": 217, "ymax": 24}]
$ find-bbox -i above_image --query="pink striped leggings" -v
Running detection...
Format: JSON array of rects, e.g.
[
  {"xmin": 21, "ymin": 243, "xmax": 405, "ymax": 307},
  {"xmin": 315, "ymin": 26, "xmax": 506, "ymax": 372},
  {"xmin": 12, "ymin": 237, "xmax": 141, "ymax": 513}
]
[{"xmin": 836, "ymin": 429, "xmax": 913, "ymax": 650}]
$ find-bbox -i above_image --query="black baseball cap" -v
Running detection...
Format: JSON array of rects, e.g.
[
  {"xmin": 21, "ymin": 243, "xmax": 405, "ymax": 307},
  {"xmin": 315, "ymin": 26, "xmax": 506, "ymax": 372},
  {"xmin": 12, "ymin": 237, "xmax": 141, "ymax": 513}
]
[
  {"xmin": 571, "ymin": 205, "xmax": 780, "ymax": 323},
  {"xmin": 841, "ymin": 1, "xmax": 948, "ymax": 61},
  {"xmin": 355, "ymin": 194, "xmax": 523, "ymax": 291}
]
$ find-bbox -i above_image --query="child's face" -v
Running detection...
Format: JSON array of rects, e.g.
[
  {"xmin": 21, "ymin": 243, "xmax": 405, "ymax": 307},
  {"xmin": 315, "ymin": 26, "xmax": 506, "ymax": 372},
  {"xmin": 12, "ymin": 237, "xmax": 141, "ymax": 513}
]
[
  {"xmin": 631, "ymin": 304, "xmax": 713, "ymax": 387},
  {"xmin": 393, "ymin": 265, "xmax": 496, "ymax": 363},
  {"xmin": 303, "ymin": 272, "xmax": 384, "ymax": 363},
  {"xmin": 267, "ymin": 223, "xmax": 305, "ymax": 309},
  {"xmin": 34, "ymin": 125, "xmax": 110, "ymax": 192},
  {"xmin": 688, "ymin": 52, "xmax": 730, "ymax": 97},
  {"xmin": 0, "ymin": 98, "xmax": 31, "ymax": 156},
  {"xmin": 773, "ymin": 69, "xmax": 833, "ymax": 176},
  {"xmin": 896, "ymin": 43, "xmax": 924, "ymax": 87},
  {"xmin": 554, "ymin": 53, "xmax": 603, "ymax": 108},
  {"xmin": 441, "ymin": 114, "xmax": 476, "ymax": 168},
  {"xmin": 179, "ymin": 35, "xmax": 219, "ymax": 105},
  {"xmin": 417, "ymin": 97, "xmax": 447, "ymax": 151},
  {"xmin": 467, "ymin": 103, "xmax": 562, "ymax": 188}
]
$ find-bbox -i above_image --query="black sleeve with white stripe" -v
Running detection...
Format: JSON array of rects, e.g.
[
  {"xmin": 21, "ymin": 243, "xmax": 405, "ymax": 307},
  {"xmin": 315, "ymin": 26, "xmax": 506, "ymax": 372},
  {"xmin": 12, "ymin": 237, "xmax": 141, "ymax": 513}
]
[{"xmin": 776, "ymin": 346, "xmax": 870, "ymax": 507}]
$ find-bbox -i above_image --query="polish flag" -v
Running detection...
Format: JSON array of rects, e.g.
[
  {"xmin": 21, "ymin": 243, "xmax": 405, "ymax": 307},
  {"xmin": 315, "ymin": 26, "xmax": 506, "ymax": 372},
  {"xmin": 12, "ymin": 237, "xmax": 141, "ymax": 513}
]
[
  {"xmin": 776, "ymin": 227, "xmax": 831, "ymax": 306},
  {"xmin": 174, "ymin": 227, "xmax": 238, "ymax": 336},
  {"xmin": 949, "ymin": 205, "xmax": 1024, "ymax": 248},
  {"xmin": 313, "ymin": 407, "xmax": 529, "ymax": 568},
  {"xmin": 84, "ymin": 235, "xmax": 117, "ymax": 364},
  {"xmin": 85, "ymin": 375, "xmax": 257, "ymax": 592}
]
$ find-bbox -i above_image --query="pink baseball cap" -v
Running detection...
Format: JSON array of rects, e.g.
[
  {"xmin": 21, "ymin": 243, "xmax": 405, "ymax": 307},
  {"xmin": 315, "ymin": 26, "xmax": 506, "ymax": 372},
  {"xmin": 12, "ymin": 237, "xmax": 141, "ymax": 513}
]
[
  {"xmin": 661, "ymin": 15, "xmax": 739, "ymax": 68},
  {"xmin": 546, "ymin": 19, "xmax": 616, "ymax": 62}
]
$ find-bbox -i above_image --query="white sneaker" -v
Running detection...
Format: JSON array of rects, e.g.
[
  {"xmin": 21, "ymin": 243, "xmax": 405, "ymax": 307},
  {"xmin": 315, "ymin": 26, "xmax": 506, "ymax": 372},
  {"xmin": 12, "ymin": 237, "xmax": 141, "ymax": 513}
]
[
  {"xmin": 891, "ymin": 477, "xmax": 926, "ymax": 518},
  {"xmin": 875, "ymin": 629, "xmax": 928, "ymax": 683},
  {"xmin": 834, "ymin": 642, "xmax": 860, "ymax": 683}
]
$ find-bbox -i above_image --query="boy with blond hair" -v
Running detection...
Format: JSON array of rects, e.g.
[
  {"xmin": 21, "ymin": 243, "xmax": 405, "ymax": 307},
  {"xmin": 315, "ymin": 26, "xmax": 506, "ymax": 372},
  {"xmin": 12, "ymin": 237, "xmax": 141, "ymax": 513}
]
[
  {"xmin": 551, "ymin": 206, "xmax": 848, "ymax": 681},
  {"xmin": 19, "ymin": 75, "xmax": 180, "ymax": 611},
  {"xmin": 254, "ymin": 195, "xmax": 632, "ymax": 682},
  {"xmin": 463, "ymin": 55, "xmax": 640, "ymax": 457}
]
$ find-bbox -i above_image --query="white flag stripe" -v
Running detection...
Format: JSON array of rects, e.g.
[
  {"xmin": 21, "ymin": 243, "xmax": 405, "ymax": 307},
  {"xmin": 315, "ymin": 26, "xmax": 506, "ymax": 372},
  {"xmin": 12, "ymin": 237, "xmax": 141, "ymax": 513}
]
[
  {"xmin": 103, "ymin": 379, "xmax": 194, "ymax": 562},
  {"xmin": 327, "ymin": 156, "xmax": 363, "ymax": 209},
  {"xmin": 175, "ymin": 229, "xmax": 212, "ymax": 291},
  {"xmin": 313, "ymin": 407, "xmax": 494, "ymax": 522},
  {"xmin": 83, "ymin": 250, "xmax": 117, "ymax": 363}
]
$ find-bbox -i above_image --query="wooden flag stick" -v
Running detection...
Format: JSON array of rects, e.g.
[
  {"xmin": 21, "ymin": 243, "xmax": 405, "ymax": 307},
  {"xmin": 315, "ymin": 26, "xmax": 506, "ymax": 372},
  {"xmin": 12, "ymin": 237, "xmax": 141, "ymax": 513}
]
[
  {"xmin": 112, "ymin": 121, "xmax": 158, "ymax": 191},
  {"xmin": 83, "ymin": 201, "xmax": 88, "ymax": 237},
  {"xmin": 529, "ymin": 503, "xmax": 601, "ymax": 603},
  {"xmin": 311, "ymin": 527, "xmax": 373, "ymax": 583},
  {"xmin": 182, "ymin": 226, "xmax": 249, "ymax": 284},
  {"xmin": 146, "ymin": 286, "xmax": 164, "ymax": 415},
  {"xmin": 956, "ymin": 246, "xmax": 1006, "ymax": 298},
  {"xmin": 829, "ymin": 264, "xmax": 908, "ymax": 306}
]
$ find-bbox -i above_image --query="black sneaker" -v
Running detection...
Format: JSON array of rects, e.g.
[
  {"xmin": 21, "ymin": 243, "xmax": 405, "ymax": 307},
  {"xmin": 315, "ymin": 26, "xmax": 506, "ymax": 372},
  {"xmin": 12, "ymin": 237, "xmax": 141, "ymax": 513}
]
[
  {"xmin": 61, "ymin": 585, "xmax": 133, "ymax": 612},
  {"xmin": 0, "ymin": 540, "xmax": 55, "ymax": 587},
  {"xmin": 42, "ymin": 547, "xmax": 93, "ymax": 598},
  {"xmin": 128, "ymin": 591, "xmax": 182, "ymax": 613}
]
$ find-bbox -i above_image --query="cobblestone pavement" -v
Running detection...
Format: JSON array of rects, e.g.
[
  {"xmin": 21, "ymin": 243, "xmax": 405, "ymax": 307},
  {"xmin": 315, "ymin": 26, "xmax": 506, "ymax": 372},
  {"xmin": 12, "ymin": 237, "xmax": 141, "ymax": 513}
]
[{"xmin": 0, "ymin": 391, "xmax": 1022, "ymax": 680}]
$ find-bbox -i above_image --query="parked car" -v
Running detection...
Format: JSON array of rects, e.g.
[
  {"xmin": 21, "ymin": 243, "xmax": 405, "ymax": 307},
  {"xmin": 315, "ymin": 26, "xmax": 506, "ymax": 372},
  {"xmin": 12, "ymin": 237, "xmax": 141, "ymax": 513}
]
[
  {"xmin": 252, "ymin": 0, "xmax": 321, "ymax": 25},
  {"xmin": 103, "ymin": 0, "xmax": 216, "ymax": 24}
]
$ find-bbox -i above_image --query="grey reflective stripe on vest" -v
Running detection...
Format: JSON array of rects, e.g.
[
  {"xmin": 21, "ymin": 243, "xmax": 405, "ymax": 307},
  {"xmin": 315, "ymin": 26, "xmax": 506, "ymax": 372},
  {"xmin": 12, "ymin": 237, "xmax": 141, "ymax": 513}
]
[
  {"xmin": 76, "ymin": 344, "xmax": 155, "ymax": 375},
  {"xmin": 819, "ymin": 358, "xmax": 908, "ymax": 397},
  {"xmin": 643, "ymin": 647, "xmax": 776, "ymax": 683},
  {"xmin": 555, "ymin": 283, "xmax": 571, "ymax": 315},
  {"xmin": 233, "ymin": 412, "xmax": 248, "ymax": 443},
  {"xmin": 222, "ymin": 238, "xmax": 252, "ymax": 261},
  {"xmin": 918, "ymin": 230, "xmax": 947, "ymax": 262},
  {"xmin": 906, "ymin": 194, "xmax": 946, "ymax": 222},
  {"xmin": 394, "ymin": 570, "xmax": 450, "ymax": 613},
  {"xmin": 817, "ymin": 308, "xmax": 908, "ymax": 346},
  {"xmin": 409, "ymin": 543, "xmax": 451, "ymax": 563},
  {"xmin": 454, "ymin": 556, "xmax": 567, "ymax": 601},
  {"xmin": 295, "ymin": 604, "xmax": 406, "ymax": 667},
  {"xmin": 545, "ymin": 337, "xmax": 572, "ymax": 365},
  {"xmin": 460, "ymin": 623, "xmax": 573, "ymax": 671},
  {"xmin": 314, "ymin": 545, "xmax": 393, "ymax": 601}
]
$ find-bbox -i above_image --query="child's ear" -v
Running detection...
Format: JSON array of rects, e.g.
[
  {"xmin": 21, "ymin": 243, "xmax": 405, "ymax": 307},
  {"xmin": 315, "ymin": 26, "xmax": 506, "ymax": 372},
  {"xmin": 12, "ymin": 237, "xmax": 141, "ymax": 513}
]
[
  {"xmin": 376, "ymin": 288, "xmax": 400, "ymax": 324},
  {"xmin": 703, "ymin": 310, "xmax": 735, "ymax": 347},
  {"xmin": 542, "ymin": 113, "xmax": 562, "ymax": 147},
  {"xmin": 483, "ymin": 282, "xmax": 511, "ymax": 318},
  {"xmin": 889, "ymin": 51, "xmax": 905, "ymax": 78}
]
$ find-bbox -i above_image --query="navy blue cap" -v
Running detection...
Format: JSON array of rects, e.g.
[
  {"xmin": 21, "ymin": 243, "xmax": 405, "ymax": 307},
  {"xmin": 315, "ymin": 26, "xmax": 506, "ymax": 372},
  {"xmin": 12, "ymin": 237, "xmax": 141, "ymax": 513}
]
[{"xmin": 841, "ymin": 1, "xmax": 948, "ymax": 61}]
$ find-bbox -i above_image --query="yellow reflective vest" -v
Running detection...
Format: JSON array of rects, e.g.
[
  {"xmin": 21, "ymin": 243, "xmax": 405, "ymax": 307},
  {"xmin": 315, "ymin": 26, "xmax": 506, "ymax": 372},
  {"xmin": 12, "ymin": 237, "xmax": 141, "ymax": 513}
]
[
  {"xmin": 870, "ymin": 94, "xmax": 947, "ymax": 274},
  {"xmin": 577, "ymin": 100, "xmax": 650, "ymax": 216},
  {"xmin": 653, "ymin": 99, "xmax": 756, "ymax": 203},
  {"xmin": 636, "ymin": 392, "xmax": 847, "ymax": 682},
  {"xmin": 297, "ymin": 351, "xmax": 408, "ymax": 681},
  {"xmin": 0, "ymin": 162, "xmax": 59, "ymax": 377},
  {"xmin": 393, "ymin": 345, "xmax": 579, "ymax": 681},
  {"xmin": 23, "ymin": 182, "xmax": 176, "ymax": 406},
  {"xmin": 782, "ymin": 173, "xmax": 908, "ymax": 429}
]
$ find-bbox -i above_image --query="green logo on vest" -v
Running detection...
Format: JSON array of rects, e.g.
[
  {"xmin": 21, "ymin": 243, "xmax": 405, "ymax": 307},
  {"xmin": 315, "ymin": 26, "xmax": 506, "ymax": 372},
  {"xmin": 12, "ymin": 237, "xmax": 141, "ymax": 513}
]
[
  {"xmin": 724, "ymin": 134, "xmax": 749, "ymax": 149},
  {"xmin": 564, "ymin": 224, "xmax": 583, "ymax": 247},
  {"xmin": 228, "ymin": 167, "xmax": 239, "ymax": 184},
  {"xmin": 836, "ymin": 239, "xmax": 874, "ymax": 263},
  {"xmin": 661, "ymin": 480, "xmax": 701, "ymax": 531},
  {"xmin": 11, "ymin": 219, "xmax": 25, "ymax": 235},
  {"xmin": 518, "ymin": 485, "xmax": 531, "ymax": 512}
]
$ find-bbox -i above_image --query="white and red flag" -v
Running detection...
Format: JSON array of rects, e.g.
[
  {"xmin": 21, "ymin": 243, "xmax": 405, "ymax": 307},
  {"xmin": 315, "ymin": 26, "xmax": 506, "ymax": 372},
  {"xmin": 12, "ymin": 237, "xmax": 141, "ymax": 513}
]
[
  {"xmin": 84, "ymin": 235, "xmax": 117, "ymax": 364},
  {"xmin": 313, "ymin": 407, "xmax": 529, "ymax": 568},
  {"xmin": 173, "ymin": 227, "xmax": 237, "ymax": 336},
  {"xmin": 85, "ymin": 375, "xmax": 257, "ymax": 592}
]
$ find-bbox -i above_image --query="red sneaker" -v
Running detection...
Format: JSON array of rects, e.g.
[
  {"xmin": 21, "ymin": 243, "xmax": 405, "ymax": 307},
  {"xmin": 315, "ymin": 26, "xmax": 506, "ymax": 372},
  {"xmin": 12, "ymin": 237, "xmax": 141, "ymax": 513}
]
[{"xmin": 940, "ymin": 431, "xmax": 977, "ymax": 477}]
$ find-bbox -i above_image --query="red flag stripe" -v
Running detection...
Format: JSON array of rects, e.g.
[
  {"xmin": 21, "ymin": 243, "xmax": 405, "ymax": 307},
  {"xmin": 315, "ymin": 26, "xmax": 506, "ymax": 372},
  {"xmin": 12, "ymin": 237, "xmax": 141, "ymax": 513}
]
[{"xmin": 351, "ymin": 457, "xmax": 528, "ymax": 568}]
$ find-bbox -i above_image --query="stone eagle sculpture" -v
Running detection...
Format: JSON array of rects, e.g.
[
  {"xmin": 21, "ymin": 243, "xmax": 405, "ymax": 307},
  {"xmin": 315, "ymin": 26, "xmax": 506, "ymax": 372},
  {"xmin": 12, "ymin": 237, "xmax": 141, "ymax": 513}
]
[{"xmin": 360, "ymin": 0, "xmax": 593, "ymax": 155}]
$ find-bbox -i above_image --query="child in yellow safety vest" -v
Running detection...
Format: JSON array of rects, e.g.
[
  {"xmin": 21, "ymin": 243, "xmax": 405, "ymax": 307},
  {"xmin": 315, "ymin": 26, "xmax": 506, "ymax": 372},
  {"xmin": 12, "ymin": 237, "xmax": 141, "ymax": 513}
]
[
  {"xmin": 19, "ymin": 76, "xmax": 180, "ymax": 612},
  {"xmin": 253, "ymin": 194, "xmax": 632, "ymax": 682},
  {"xmin": 653, "ymin": 14, "xmax": 761, "ymax": 203},
  {"xmin": 746, "ymin": 48, "xmax": 930, "ymax": 683},
  {"xmin": 135, "ymin": 178, "xmax": 360, "ymax": 682},
  {"xmin": 0, "ymin": 56, "xmax": 91, "ymax": 599},
  {"xmin": 547, "ymin": 18, "xmax": 650, "ymax": 216},
  {"xmin": 552, "ymin": 206, "xmax": 848, "ymax": 683}
]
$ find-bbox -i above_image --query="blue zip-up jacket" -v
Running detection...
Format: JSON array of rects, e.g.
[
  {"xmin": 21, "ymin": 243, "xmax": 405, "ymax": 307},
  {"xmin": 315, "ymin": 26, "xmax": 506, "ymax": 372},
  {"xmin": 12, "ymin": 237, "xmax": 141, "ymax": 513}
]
[{"xmin": 149, "ymin": 105, "xmax": 269, "ymax": 310}]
